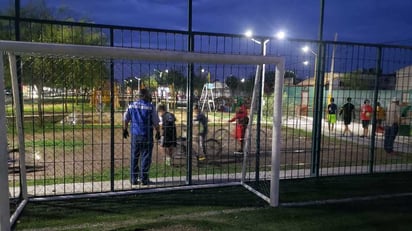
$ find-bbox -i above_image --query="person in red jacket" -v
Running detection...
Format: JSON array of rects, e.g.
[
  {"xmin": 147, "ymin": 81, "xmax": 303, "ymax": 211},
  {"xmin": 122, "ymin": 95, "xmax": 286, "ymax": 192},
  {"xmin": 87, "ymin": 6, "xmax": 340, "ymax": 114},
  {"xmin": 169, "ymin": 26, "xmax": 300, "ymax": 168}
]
[
  {"xmin": 228, "ymin": 102, "xmax": 249, "ymax": 152},
  {"xmin": 360, "ymin": 99, "xmax": 373, "ymax": 138}
]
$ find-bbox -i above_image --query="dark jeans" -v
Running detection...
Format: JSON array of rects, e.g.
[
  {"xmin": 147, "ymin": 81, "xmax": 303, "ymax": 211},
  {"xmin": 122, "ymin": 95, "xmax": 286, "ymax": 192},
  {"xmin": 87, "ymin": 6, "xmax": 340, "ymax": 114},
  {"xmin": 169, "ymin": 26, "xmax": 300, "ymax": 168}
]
[
  {"xmin": 384, "ymin": 123, "xmax": 399, "ymax": 153},
  {"xmin": 131, "ymin": 135, "xmax": 153, "ymax": 184}
]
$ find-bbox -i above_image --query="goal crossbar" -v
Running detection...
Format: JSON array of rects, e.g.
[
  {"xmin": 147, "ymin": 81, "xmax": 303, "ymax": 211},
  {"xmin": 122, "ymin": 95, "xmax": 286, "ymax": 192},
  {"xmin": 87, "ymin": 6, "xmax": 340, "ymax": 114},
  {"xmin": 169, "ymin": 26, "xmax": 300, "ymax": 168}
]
[{"xmin": 0, "ymin": 40, "xmax": 284, "ymax": 65}]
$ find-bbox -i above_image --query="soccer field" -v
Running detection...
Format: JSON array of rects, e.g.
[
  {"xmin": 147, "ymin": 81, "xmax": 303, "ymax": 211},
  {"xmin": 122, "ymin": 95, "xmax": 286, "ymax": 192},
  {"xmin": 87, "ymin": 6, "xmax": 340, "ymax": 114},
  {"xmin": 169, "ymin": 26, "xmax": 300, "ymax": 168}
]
[{"xmin": 13, "ymin": 172, "xmax": 412, "ymax": 230}]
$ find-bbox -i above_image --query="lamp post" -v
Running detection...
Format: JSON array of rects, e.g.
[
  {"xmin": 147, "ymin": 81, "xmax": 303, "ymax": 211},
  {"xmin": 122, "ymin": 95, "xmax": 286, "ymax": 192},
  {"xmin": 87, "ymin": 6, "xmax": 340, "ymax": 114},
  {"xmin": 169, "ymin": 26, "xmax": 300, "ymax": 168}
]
[
  {"xmin": 245, "ymin": 30, "xmax": 285, "ymax": 118},
  {"xmin": 328, "ymin": 33, "xmax": 338, "ymax": 103},
  {"xmin": 244, "ymin": 29, "xmax": 285, "ymax": 183},
  {"xmin": 302, "ymin": 45, "xmax": 318, "ymax": 80},
  {"xmin": 134, "ymin": 76, "xmax": 141, "ymax": 91}
]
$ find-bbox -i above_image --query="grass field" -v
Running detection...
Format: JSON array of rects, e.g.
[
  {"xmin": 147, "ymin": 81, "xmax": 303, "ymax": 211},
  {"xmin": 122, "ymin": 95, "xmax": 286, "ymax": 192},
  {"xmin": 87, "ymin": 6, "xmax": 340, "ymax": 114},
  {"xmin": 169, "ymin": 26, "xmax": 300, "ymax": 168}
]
[{"xmin": 13, "ymin": 172, "xmax": 412, "ymax": 230}]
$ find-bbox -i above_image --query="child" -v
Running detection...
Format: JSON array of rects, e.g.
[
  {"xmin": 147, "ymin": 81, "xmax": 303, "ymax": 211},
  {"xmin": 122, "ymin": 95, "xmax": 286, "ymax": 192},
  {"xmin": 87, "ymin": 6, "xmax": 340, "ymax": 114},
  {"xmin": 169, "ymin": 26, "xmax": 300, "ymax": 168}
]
[
  {"xmin": 158, "ymin": 104, "xmax": 177, "ymax": 166},
  {"xmin": 228, "ymin": 102, "xmax": 249, "ymax": 152},
  {"xmin": 327, "ymin": 97, "xmax": 338, "ymax": 132},
  {"xmin": 376, "ymin": 102, "xmax": 386, "ymax": 133},
  {"xmin": 193, "ymin": 105, "xmax": 207, "ymax": 161}
]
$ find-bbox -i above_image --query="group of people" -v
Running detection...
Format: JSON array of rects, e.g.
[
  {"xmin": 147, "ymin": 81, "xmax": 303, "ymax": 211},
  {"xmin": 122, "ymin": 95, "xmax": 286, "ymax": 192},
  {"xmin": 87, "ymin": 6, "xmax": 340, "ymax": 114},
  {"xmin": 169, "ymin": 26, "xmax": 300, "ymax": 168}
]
[
  {"xmin": 122, "ymin": 89, "xmax": 402, "ymax": 186},
  {"xmin": 327, "ymin": 96, "xmax": 401, "ymax": 155},
  {"xmin": 122, "ymin": 88, "xmax": 249, "ymax": 186}
]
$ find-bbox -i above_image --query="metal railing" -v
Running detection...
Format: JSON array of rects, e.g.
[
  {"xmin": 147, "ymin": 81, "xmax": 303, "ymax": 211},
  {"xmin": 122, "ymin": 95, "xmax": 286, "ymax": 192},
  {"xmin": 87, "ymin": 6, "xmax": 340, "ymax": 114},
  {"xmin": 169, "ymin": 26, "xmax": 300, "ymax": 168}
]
[{"xmin": 1, "ymin": 16, "xmax": 412, "ymax": 200}]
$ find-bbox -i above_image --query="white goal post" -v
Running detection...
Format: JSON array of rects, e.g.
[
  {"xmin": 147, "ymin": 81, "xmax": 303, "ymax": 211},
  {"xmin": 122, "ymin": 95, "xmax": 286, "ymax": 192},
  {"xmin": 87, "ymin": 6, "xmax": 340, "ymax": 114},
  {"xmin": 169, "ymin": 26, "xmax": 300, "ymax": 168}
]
[{"xmin": 0, "ymin": 40, "xmax": 284, "ymax": 229}]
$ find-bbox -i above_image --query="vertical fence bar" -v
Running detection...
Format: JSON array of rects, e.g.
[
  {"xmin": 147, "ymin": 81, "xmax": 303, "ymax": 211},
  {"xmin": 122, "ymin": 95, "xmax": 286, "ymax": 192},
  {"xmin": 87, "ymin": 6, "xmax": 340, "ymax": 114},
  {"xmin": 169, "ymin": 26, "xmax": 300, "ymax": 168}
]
[
  {"xmin": 311, "ymin": 42, "xmax": 326, "ymax": 177},
  {"xmin": 186, "ymin": 0, "xmax": 193, "ymax": 185},
  {"xmin": 110, "ymin": 28, "xmax": 115, "ymax": 191},
  {"xmin": 310, "ymin": 0, "xmax": 325, "ymax": 177},
  {"xmin": 369, "ymin": 46, "xmax": 382, "ymax": 173}
]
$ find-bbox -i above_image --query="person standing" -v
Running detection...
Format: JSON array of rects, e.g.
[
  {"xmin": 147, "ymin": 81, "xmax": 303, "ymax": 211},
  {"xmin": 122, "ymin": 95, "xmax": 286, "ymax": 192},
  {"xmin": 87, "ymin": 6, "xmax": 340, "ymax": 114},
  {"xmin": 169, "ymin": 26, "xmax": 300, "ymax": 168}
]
[
  {"xmin": 327, "ymin": 97, "xmax": 338, "ymax": 132},
  {"xmin": 339, "ymin": 97, "xmax": 355, "ymax": 136},
  {"xmin": 123, "ymin": 88, "xmax": 160, "ymax": 186},
  {"xmin": 229, "ymin": 101, "xmax": 249, "ymax": 152},
  {"xmin": 158, "ymin": 104, "xmax": 177, "ymax": 166},
  {"xmin": 193, "ymin": 105, "xmax": 207, "ymax": 161},
  {"xmin": 384, "ymin": 97, "xmax": 401, "ymax": 155},
  {"xmin": 376, "ymin": 102, "xmax": 386, "ymax": 133},
  {"xmin": 360, "ymin": 99, "xmax": 373, "ymax": 138}
]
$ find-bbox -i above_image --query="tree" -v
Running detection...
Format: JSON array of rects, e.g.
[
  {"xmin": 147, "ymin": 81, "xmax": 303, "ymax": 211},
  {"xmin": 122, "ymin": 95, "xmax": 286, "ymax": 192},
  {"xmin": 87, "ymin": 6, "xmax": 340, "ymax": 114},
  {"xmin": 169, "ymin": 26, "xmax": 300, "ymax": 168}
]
[
  {"xmin": 225, "ymin": 75, "xmax": 239, "ymax": 95},
  {"xmin": 1, "ymin": 1, "xmax": 109, "ymax": 124},
  {"xmin": 163, "ymin": 69, "xmax": 186, "ymax": 92}
]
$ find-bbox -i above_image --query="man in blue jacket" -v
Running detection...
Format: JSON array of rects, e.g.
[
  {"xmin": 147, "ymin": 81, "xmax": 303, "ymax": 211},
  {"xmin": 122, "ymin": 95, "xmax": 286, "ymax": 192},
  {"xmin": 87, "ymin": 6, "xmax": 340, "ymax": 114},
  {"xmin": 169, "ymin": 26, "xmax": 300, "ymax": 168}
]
[{"xmin": 123, "ymin": 88, "xmax": 160, "ymax": 186}]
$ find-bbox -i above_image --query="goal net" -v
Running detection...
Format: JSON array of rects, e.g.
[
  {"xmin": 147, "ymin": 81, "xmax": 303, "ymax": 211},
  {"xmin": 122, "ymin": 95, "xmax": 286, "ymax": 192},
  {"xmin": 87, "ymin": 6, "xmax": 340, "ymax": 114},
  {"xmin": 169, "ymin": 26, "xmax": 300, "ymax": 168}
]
[{"xmin": 0, "ymin": 40, "xmax": 284, "ymax": 229}]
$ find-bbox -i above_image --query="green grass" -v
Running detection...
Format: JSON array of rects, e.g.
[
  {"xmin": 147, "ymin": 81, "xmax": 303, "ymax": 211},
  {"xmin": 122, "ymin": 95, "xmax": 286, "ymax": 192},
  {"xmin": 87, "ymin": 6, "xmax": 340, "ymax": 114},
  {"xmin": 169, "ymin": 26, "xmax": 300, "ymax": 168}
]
[
  {"xmin": 19, "ymin": 160, "xmax": 244, "ymax": 187},
  {"xmin": 25, "ymin": 139, "xmax": 85, "ymax": 149},
  {"xmin": 14, "ymin": 172, "xmax": 412, "ymax": 230}
]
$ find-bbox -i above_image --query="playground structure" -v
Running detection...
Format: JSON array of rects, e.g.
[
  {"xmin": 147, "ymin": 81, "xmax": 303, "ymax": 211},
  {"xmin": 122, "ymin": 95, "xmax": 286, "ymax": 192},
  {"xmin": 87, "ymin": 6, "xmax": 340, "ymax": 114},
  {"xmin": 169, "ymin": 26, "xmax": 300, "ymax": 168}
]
[
  {"xmin": 199, "ymin": 80, "xmax": 231, "ymax": 112},
  {"xmin": 90, "ymin": 81, "xmax": 120, "ymax": 112}
]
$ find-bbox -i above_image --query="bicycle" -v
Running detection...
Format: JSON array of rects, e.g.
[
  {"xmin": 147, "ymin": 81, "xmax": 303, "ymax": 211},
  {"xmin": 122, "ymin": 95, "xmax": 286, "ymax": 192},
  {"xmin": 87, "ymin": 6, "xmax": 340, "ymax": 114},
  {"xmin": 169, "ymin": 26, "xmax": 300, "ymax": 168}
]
[
  {"xmin": 213, "ymin": 125, "xmax": 270, "ymax": 155},
  {"xmin": 170, "ymin": 135, "xmax": 222, "ymax": 167}
]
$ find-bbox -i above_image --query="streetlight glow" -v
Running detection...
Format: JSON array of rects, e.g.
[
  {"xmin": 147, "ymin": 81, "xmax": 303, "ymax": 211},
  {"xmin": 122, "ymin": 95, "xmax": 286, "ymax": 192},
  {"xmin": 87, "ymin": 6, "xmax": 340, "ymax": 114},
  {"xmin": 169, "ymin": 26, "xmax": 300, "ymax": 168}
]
[
  {"xmin": 301, "ymin": 46, "xmax": 318, "ymax": 79},
  {"xmin": 302, "ymin": 45, "xmax": 317, "ymax": 56},
  {"xmin": 303, "ymin": 60, "xmax": 309, "ymax": 66},
  {"xmin": 275, "ymin": 31, "xmax": 285, "ymax": 40},
  {"xmin": 245, "ymin": 30, "xmax": 253, "ymax": 38},
  {"xmin": 302, "ymin": 46, "xmax": 309, "ymax": 53}
]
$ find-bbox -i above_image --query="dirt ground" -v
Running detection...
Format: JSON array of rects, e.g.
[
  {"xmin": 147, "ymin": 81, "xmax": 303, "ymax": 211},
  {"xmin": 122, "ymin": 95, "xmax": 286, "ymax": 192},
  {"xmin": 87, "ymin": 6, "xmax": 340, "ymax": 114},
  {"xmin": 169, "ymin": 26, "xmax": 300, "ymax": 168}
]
[{"xmin": 7, "ymin": 112, "xmax": 404, "ymax": 181}]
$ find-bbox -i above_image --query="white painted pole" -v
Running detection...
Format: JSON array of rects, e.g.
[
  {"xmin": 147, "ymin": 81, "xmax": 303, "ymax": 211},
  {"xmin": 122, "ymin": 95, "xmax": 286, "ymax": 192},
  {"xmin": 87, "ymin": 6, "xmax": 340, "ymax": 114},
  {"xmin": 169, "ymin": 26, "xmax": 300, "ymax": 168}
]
[
  {"xmin": 270, "ymin": 60, "xmax": 285, "ymax": 207},
  {"xmin": 328, "ymin": 33, "xmax": 338, "ymax": 103},
  {"xmin": 0, "ymin": 51, "xmax": 11, "ymax": 231},
  {"xmin": 241, "ymin": 65, "xmax": 261, "ymax": 182},
  {"xmin": 8, "ymin": 53, "xmax": 28, "ymax": 200},
  {"xmin": 261, "ymin": 40, "xmax": 269, "ymax": 119}
]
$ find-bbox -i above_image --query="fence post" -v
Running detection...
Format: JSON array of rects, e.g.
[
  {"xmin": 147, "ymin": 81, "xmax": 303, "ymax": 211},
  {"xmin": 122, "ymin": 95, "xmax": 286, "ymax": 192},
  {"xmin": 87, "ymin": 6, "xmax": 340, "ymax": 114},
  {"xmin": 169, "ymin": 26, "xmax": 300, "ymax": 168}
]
[
  {"xmin": 310, "ymin": 42, "xmax": 326, "ymax": 177},
  {"xmin": 369, "ymin": 46, "xmax": 383, "ymax": 173},
  {"xmin": 186, "ymin": 0, "xmax": 194, "ymax": 185},
  {"xmin": 110, "ymin": 28, "xmax": 115, "ymax": 191}
]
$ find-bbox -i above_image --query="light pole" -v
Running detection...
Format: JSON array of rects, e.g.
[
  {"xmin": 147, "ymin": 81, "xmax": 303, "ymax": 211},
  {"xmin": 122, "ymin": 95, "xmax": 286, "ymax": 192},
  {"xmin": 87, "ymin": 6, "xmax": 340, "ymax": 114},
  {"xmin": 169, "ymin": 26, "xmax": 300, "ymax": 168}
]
[
  {"xmin": 244, "ymin": 29, "xmax": 285, "ymax": 183},
  {"xmin": 302, "ymin": 45, "xmax": 318, "ymax": 80},
  {"xmin": 134, "ymin": 76, "xmax": 141, "ymax": 91},
  {"xmin": 328, "ymin": 33, "xmax": 338, "ymax": 103},
  {"xmin": 245, "ymin": 30, "xmax": 285, "ymax": 118}
]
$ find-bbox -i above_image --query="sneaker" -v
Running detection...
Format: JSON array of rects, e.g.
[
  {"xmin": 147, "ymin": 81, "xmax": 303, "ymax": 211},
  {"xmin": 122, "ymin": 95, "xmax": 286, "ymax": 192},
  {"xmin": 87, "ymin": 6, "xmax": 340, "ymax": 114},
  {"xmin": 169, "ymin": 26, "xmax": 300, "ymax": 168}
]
[
  {"xmin": 131, "ymin": 180, "xmax": 140, "ymax": 186},
  {"xmin": 140, "ymin": 180, "xmax": 154, "ymax": 186},
  {"xmin": 198, "ymin": 155, "xmax": 206, "ymax": 161},
  {"xmin": 165, "ymin": 157, "xmax": 171, "ymax": 166}
]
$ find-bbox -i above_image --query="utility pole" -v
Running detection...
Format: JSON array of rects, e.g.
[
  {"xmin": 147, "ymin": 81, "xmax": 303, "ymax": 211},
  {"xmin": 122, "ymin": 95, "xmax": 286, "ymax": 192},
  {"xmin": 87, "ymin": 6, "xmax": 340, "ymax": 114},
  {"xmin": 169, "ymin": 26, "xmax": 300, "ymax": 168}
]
[{"xmin": 328, "ymin": 33, "xmax": 338, "ymax": 103}]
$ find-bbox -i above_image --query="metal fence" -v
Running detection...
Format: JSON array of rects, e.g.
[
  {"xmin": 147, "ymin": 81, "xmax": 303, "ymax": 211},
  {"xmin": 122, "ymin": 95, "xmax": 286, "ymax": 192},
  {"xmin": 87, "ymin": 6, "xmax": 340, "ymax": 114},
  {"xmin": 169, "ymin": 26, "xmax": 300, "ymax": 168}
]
[{"xmin": 2, "ymin": 16, "xmax": 412, "ymax": 200}]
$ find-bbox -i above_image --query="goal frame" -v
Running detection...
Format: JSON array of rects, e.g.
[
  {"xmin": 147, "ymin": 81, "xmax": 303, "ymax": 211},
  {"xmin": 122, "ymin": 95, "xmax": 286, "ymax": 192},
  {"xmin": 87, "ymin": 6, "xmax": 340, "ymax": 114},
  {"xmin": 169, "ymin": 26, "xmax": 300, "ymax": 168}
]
[{"xmin": 0, "ymin": 40, "xmax": 284, "ymax": 229}]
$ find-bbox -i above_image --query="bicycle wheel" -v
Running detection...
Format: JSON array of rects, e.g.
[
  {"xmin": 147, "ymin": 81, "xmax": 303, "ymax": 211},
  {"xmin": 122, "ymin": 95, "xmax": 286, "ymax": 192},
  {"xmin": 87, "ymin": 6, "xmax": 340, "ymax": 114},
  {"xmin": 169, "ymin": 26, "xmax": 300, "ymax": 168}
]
[
  {"xmin": 213, "ymin": 128, "xmax": 233, "ymax": 152},
  {"xmin": 205, "ymin": 138, "xmax": 222, "ymax": 159},
  {"xmin": 171, "ymin": 143, "xmax": 187, "ymax": 167}
]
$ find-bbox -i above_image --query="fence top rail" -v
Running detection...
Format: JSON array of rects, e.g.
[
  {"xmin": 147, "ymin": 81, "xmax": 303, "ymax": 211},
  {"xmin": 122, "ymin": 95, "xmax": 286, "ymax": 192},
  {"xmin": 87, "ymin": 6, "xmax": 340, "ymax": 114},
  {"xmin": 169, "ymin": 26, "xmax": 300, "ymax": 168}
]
[
  {"xmin": 2, "ymin": 15, "xmax": 412, "ymax": 50},
  {"xmin": 0, "ymin": 40, "xmax": 284, "ymax": 65}
]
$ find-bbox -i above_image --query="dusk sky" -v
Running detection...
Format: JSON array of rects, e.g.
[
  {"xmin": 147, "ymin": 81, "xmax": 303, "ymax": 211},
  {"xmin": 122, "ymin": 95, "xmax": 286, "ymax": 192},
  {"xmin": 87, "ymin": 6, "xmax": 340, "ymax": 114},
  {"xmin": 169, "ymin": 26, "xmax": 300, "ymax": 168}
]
[{"xmin": 1, "ymin": 0, "xmax": 412, "ymax": 45}]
